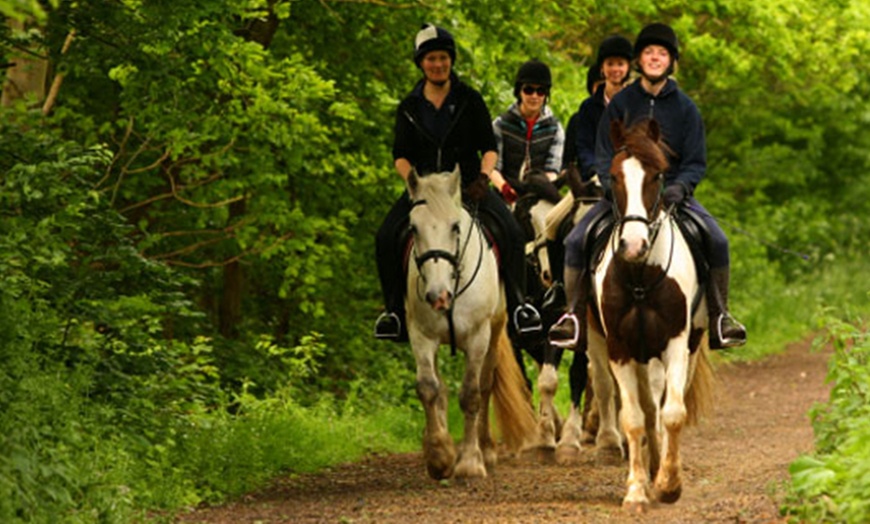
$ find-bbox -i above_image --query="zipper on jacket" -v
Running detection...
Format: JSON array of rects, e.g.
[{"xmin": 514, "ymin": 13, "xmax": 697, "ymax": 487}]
[{"xmin": 649, "ymin": 98, "xmax": 655, "ymax": 119}]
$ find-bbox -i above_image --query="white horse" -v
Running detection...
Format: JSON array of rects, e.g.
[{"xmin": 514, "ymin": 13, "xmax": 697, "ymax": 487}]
[
  {"xmin": 587, "ymin": 118, "xmax": 715, "ymax": 512},
  {"xmin": 405, "ymin": 167, "xmax": 537, "ymax": 480}
]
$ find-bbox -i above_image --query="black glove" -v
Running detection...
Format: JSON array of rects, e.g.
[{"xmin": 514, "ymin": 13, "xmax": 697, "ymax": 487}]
[
  {"xmin": 465, "ymin": 173, "xmax": 490, "ymax": 203},
  {"xmin": 663, "ymin": 183, "xmax": 688, "ymax": 207}
]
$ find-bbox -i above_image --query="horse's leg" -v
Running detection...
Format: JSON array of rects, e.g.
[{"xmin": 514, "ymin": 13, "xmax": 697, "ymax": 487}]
[
  {"xmin": 453, "ymin": 330, "xmax": 490, "ymax": 479},
  {"xmin": 637, "ymin": 363, "xmax": 661, "ymax": 486},
  {"xmin": 555, "ymin": 349, "xmax": 588, "ymax": 463},
  {"xmin": 653, "ymin": 342, "xmax": 691, "ymax": 503},
  {"xmin": 610, "ymin": 361, "xmax": 652, "ymax": 513},
  {"xmin": 581, "ymin": 369, "xmax": 598, "ymax": 444},
  {"xmin": 588, "ymin": 328, "xmax": 622, "ymax": 462},
  {"xmin": 478, "ymin": 326, "xmax": 499, "ymax": 470},
  {"xmin": 536, "ymin": 342, "xmax": 562, "ymax": 450},
  {"xmin": 413, "ymin": 337, "xmax": 455, "ymax": 480}
]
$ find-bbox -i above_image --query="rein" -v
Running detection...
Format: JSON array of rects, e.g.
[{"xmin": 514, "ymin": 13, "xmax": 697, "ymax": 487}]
[{"xmin": 410, "ymin": 199, "xmax": 486, "ymax": 356}]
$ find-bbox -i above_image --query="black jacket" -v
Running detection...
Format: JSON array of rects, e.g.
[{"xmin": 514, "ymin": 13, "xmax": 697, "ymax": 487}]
[
  {"xmin": 563, "ymin": 83, "xmax": 606, "ymax": 180},
  {"xmin": 393, "ymin": 74, "xmax": 497, "ymax": 188}
]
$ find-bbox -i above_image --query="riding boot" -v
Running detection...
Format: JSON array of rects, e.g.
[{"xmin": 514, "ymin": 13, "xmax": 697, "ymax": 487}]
[
  {"xmin": 503, "ymin": 251, "xmax": 543, "ymax": 336},
  {"xmin": 548, "ymin": 266, "xmax": 588, "ymax": 351},
  {"xmin": 541, "ymin": 240, "xmax": 566, "ymax": 314},
  {"xmin": 707, "ymin": 267, "xmax": 747, "ymax": 349},
  {"xmin": 374, "ymin": 224, "xmax": 408, "ymax": 342}
]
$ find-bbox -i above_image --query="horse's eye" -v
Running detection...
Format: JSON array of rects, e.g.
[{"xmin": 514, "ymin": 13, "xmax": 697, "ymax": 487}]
[
  {"xmin": 656, "ymin": 173, "xmax": 664, "ymax": 182},
  {"xmin": 409, "ymin": 224, "xmax": 417, "ymax": 236},
  {"xmin": 451, "ymin": 222, "xmax": 460, "ymax": 234}
]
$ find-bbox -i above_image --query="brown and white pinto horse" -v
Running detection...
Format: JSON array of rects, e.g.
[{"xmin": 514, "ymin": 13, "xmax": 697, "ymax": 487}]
[
  {"xmin": 406, "ymin": 167, "xmax": 537, "ymax": 480},
  {"xmin": 588, "ymin": 119, "xmax": 714, "ymax": 511}
]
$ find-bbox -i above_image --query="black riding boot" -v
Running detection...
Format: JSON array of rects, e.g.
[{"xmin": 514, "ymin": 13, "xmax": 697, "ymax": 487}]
[
  {"xmin": 707, "ymin": 267, "xmax": 746, "ymax": 349},
  {"xmin": 548, "ymin": 266, "xmax": 588, "ymax": 351},
  {"xmin": 505, "ymin": 268, "xmax": 543, "ymax": 335},
  {"xmin": 541, "ymin": 240, "xmax": 566, "ymax": 314}
]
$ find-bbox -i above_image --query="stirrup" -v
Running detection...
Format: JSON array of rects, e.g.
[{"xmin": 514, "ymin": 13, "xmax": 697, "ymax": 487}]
[
  {"xmin": 374, "ymin": 312, "xmax": 402, "ymax": 340},
  {"xmin": 710, "ymin": 313, "xmax": 746, "ymax": 349},
  {"xmin": 549, "ymin": 313, "xmax": 579, "ymax": 348},
  {"xmin": 514, "ymin": 304, "xmax": 543, "ymax": 334}
]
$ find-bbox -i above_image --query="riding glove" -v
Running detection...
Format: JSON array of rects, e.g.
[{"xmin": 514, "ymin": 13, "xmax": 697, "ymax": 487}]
[
  {"xmin": 663, "ymin": 182, "xmax": 689, "ymax": 207},
  {"xmin": 466, "ymin": 173, "xmax": 490, "ymax": 202}
]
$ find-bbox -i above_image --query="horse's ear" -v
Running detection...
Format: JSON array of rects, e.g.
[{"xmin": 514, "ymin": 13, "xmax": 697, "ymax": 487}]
[
  {"xmin": 610, "ymin": 119, "xmax": 626, "ymax": 151},
  {"xmin": 647, "ymin": 119, "xmax": 661, "ymax": 143},
  {"xmin": 407, "ymin": 167, "xmax": 420, "ymax": 198}
]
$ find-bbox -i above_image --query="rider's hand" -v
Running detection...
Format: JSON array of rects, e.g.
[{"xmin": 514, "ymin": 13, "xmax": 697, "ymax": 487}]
[
  {"xmin": 500, "ymin": 182, "xmax": 518, "ymax": 204},
  {"xmin": 663, "ymin": 182, "xmax": 688, "ymax": 207},
  {"xmin": 466, "ymin": 173, "xmax": 490, "ymax": 202}
]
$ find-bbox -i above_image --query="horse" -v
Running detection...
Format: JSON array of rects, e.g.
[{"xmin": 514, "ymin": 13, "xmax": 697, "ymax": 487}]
[
  {"xmin": 585, "ymin": 118, "xmax": 715, "ymax": 511},
  {"xmin": 405, "ymin": 167, "xmax": 538, "ymax": 480},
  {"xmin": 511, "ymin": 165, "xmax": 603, "ymax": 459}
]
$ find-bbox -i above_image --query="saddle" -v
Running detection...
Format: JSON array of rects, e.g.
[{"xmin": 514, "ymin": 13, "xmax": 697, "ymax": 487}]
[{"xmin": 585, "ymin": 204, "xmax": 711, "ymax": 292}]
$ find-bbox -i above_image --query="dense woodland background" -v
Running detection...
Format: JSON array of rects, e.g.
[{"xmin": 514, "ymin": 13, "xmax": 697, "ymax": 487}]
[{"xmin": 2, "ymin": 0, "xmax": 870, "ymax": 522}]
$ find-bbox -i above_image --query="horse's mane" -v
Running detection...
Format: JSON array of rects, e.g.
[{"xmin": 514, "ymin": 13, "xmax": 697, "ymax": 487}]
[{"xmin": 618, "ymin": 118, "xmax": 673, "ymax": 175}]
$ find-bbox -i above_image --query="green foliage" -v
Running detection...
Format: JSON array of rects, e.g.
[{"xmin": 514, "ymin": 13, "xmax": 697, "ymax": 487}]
[
  {"xmin": 2, "ymin": 0, "xmax": 870, "ymax": 520},
  {"xmin": 783, "ymin": 313, "xmax": 870, "ymax": 523}
]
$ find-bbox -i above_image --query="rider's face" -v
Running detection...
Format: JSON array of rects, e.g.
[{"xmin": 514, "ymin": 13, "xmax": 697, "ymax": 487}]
[
  {"xmin": 421, "ymin": 51, "xmax": 452, "ymax": 85},
  {"xmin": 638, "ymin": 45, "xmax": 671, "ymax": 81},
  {"xmin": 601, "ymin": 57, "xmax": 630, "ymax": 86}
]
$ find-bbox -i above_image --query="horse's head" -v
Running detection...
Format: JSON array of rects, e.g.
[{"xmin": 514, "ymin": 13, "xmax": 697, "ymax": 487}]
[
  {"xmin": 609, "ymin": 118, "xmax": 671, "ymax": 262},
  {"xmin": 407, "ymin": 167, "xmax": 464, "ymax": 311}
]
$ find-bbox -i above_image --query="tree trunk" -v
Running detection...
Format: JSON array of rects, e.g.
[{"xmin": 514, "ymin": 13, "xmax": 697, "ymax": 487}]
[{"xmin": 2, "ymin": 18, "xmax": 48, "ymax": 107}]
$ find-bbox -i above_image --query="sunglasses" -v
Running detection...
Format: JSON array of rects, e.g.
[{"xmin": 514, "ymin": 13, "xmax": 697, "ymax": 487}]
[{"xmin": 522, "ymin": 85, "xmax": 549, "ymax": 96}]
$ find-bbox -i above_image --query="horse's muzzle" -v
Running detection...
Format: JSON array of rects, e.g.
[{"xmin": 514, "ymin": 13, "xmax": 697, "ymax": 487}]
[{"xmin": 427, "ymin": 289, "xmax": 453, "ymax": 311}]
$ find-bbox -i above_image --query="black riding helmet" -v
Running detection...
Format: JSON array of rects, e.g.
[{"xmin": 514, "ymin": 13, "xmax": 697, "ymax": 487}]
[
  {"xmin": 513, "ymin": 59, "xmax": 552, "ymax": 100},
  {"xmin": 634, "ymin": 23, "xmax": 680, "ymax": 61},
  {"xmin": 414, "ymin": 23, "xmax": 456, "ymax": 67},
  {"xmin": 596, "ymin": 35, "xmax": 633, "ymax": 68}
]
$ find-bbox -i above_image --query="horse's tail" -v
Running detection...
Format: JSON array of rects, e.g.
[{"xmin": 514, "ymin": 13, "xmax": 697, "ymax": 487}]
[
  {"xmin": 685, "ymin": 335, "xmax": 716, "ymax": 426},
  {"xmin": 491, "ymin": 327, "xmax": 537, "ymax": 451},
  {"xmin": 544, "ymin": 193, "xmax": 574, "ymax": 241}
]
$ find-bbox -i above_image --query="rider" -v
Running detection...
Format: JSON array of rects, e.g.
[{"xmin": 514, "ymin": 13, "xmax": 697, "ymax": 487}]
[
  {"xmin": 549, "ymin": 23, "xmax": 747, "ymax": 351},
  {"xmin": 551, "ymin": 36, "xmax": 633, "ymax": 309},
  {"xmin": 491, "ymin": 59, "xmax": 564, "ymax": 198},
  {"xmin": 374, "ymin": 23, "xmax": 543, "ymax": 341}
]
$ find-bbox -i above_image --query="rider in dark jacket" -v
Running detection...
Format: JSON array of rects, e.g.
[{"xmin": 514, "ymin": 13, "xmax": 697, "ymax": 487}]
[
  {"xmin": 374, "ymin": 24, "xmax": 542, "ymax": 341},
  {"xmin": 550, "ymin": 23, "xmax": 747, "ymax": 351}
]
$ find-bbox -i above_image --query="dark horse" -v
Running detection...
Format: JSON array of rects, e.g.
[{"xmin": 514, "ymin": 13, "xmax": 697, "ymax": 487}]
[
  {"xmin": 510, "ymin": 166, "xmax": 603, "ymax": 458},
  {"xmin": 586, "ymin": 118, "xmax": 715, "ymax": 511}
]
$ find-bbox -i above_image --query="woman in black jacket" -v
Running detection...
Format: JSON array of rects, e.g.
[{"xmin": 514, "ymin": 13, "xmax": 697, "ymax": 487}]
[{"xmin": 374, "ymin": 24, "xmax": 542, "ymax": 341}]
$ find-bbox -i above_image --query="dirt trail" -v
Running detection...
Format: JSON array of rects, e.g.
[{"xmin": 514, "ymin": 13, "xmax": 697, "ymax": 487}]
[{"xmin": 178, "ymin": 340, "xmax": 831, "ymax": 523}]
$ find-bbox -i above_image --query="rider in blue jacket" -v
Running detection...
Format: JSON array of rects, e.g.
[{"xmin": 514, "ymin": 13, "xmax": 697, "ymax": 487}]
[{"xmin": 549, "ymin": 23, "xmax": 747, "ymax": 351}]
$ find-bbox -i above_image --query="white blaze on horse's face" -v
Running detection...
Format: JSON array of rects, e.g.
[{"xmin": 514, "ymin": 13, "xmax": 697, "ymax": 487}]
[
  {"xmin": 618, "ymin": 156, "xmax": 650, "ymax": 262},
  {"xmin": 408, "ymin": 172, "xmax": 463, "ymax": 312}
]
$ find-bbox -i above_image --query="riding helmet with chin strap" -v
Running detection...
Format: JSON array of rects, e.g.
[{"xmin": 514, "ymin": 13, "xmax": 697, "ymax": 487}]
[
  {"xmin": 414, "ymin": 23, "xmax": 456, "ymax": 67},
  {"xmin": 513, "ymin": 59, "xmax": 552, "ymax": 100}
]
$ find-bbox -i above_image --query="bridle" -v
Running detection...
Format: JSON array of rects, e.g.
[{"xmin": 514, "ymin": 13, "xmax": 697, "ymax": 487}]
[{"xmin": 610, "ymin": 161, "xmax": 677, "ymax": 302}]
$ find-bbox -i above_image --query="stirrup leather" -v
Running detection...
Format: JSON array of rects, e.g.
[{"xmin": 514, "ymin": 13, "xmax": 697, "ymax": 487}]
[{"xmin": 549, "ymin": 312, "xmax": 579, "ymax": 348}]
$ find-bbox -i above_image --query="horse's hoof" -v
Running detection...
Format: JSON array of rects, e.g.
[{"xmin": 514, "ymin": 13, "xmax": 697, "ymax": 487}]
[
  {"xmin": 453, "ymin": 460, "xmax": 487, "ymax": 479},
  {"xmin": 555, "ymin": 442, "xmax": 582, "ymax": 465},
  {"xmin": 594, "ymin": 444, "xmax": 623, "ymax": 466},
  {"xmin": 423, "ymin": 440, "xmax": 456, "ymax": 480},
  {"xmin": 426, "ymin": 461, "xmax": 454, "ymax": 480},
  {"xmin": 622, "ymin": 499, "xmax": 650, "ymax": 514},
  {"xmin": 656, "ymin": 486, "xmax": 683, "ymax": 504}
]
